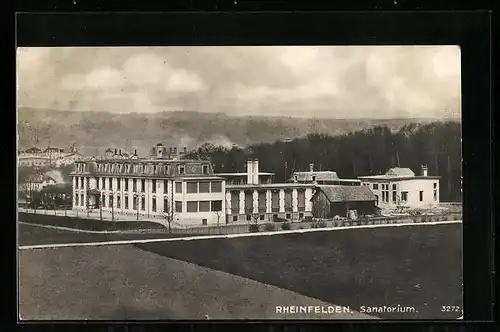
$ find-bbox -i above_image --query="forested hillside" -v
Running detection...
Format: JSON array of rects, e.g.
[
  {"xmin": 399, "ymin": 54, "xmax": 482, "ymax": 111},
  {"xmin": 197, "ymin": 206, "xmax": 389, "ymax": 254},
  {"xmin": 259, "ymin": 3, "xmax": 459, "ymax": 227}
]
[{"xmin": 184, "ymin": 121, "xmax": 462, "ymax": 202}]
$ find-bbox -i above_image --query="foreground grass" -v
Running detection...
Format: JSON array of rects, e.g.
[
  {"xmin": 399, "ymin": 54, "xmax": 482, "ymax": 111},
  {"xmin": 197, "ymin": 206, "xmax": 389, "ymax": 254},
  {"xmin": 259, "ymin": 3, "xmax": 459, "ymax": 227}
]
[
  {"xmin": 136, "ymin": 223, "xmax": 462, "ymax": 319},
  {"xmin": 18, "ymin": 224, "xmax": 184, "ymax": 246},
  {"xmin": 19, "ymin": 245, "xmax": 375, "ymax": 320},
  {"xmin": 18, "ymin": 212, "xmax": 166, "ymax": 231}
]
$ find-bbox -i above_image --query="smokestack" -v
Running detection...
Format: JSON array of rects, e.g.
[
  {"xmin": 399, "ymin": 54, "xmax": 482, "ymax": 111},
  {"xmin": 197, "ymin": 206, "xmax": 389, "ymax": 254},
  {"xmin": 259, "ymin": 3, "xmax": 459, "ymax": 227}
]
[
  {"xmin": 247, "ymin": 160, "xmax": 253, "ymax": 184},
  {"xmin": 309, "ymin": 163, "xmax": 314, "ymax": 172},
  {"xmin": 254, "ymin": 159, "xmax": 260, "ymax": 185},
  {"xmin": 421, "ymin": 165, "xmax": 428, "ymax": 176}
]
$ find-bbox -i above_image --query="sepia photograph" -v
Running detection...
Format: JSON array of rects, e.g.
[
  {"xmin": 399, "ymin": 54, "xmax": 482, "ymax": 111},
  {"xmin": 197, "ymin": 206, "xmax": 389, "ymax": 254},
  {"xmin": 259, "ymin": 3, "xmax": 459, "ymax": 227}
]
[{"xmin": 17, "ymin": 46, "xmax": 463, "ymax": 320}]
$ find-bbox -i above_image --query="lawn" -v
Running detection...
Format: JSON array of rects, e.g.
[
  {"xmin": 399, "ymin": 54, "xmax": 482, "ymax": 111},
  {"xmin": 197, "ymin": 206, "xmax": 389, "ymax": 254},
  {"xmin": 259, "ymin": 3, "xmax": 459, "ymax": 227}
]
[
  {"xmin": 19, "ymin": 245, "xmax": 375, "ymax": 320},
  {"xmin": 18, "ymin": 212, "xmax": 166, "ymax": 231},
  {"xmin": 136, "ymin": 223, "xmax": 463, "ymax": 319},
  {"xmin": 18, "ymin": 223, "xmax": 184, "ymax": 247}
]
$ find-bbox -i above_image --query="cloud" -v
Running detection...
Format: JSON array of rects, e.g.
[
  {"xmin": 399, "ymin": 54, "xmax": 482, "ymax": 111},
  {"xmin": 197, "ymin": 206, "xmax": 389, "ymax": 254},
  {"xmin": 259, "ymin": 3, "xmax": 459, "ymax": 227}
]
[{"xmin": 17, "ymin": 46, "xmax": 461, "ymax": 119}]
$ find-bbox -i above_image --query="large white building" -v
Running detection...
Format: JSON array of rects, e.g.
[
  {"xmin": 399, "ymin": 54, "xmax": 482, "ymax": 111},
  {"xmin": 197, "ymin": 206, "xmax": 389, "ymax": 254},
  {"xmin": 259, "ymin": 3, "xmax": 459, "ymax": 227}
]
[
  {"xmin": 70, "ymin": 143, "xmax": 225, "ymax": 226},
  {"xmin": 219, "ymin": 160, "xmax": 315, "ymax": 223},
  {"xmin": 358, "ymin": 166, "xmax": 441, "ymax": 210}
]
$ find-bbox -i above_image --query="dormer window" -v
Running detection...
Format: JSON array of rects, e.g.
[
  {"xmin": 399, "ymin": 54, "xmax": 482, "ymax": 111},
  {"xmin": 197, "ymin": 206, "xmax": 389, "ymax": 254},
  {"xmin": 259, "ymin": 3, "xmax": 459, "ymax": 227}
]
[
  {"xmin": 312, "ymin": 175, "xmax": 316, "ymax": 182},
  {"xmin": 153, "ymin": 165, "xmax": 157, "ymax": 174},
  {"xmin": 178, "ymin": 165, "xmax": 185, "ymax": 175},
  {"xmin": 202, "ymin": 165, "xmax": 209, "ymax": 174}
]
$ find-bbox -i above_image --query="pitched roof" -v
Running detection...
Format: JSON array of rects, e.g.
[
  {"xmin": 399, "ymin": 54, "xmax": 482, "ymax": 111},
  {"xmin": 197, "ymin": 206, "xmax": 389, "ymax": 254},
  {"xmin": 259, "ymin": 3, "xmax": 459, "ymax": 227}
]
[
  {"xmin": 24, "ymin": 147, "xmax": 42, "ymax": 153},
  {"xmin": 315, "ymin": 185, "xmax": 377, "ymax": 202},
  {"xmin": 385, "ymin": 168, "xmax": 415, "ymax": 177},
  {"xmin": 290, "ymin": 171, "xmax": 340, "ymax": 182}
]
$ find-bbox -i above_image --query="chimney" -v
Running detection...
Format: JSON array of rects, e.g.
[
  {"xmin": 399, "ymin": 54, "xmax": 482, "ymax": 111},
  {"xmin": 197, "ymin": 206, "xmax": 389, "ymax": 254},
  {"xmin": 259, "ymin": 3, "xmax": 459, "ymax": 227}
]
[
  {"xmin": 253, "ymin": 159, "xmax": 259, "ymax": 185},
  {"xmin": 114, "ymin": 148, "xmax": 117, "ymax": 155},
  {"xmin": 134, "ymin": 149, "xmax": 137, "ymax": 156},
  {"xmin": 309, "ymin": 163, "xmax": 314, "ymax": 172},
  {"xmin": 247, "ymin": 160, "xmax": 253, "ymax": 184},
  {"xmin": 156, "ymin": 143, "xmax": 163, "ymax": 159},
  {"xmin": 421, "ymin": 165, "xmax": 428, "ymax": 176},
  {"xmin": 119, "ymin": 149, "xmax": 122, "ymax": 155},
  {"xmin": 184, "ymin": 146, "xmax": 187, "ymax": 154}
]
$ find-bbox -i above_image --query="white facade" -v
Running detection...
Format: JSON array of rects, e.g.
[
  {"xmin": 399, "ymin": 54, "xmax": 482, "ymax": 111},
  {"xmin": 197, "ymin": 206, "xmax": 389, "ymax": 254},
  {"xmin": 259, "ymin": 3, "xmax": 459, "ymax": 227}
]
[
  {"xmin": 71, "ymin": 158, "xmax": 226, "ymax": 227},
  {"xmin": 359, "ymin": 167, "xmax": 440, "ymax": 210}
]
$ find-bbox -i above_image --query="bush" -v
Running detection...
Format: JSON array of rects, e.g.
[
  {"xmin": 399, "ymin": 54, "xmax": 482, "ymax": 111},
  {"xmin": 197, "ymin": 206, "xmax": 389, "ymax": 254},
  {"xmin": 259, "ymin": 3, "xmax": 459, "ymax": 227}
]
[
  {"xmin": 281, "ymin": 222, "xmax": 292, "ymax": 230},
  {"xmin": 264, "ymin": 223, "xmax": 276, "ymax": 232},
  {"xmin": 249, "ymin": 224, "xmax": 259, "ymax": 233},
  {"xmin": 304, "ymin": 216, "xmax": 313, "ymax": 223},
  {"xmin": 312, "ymin": 221, "xmax": 327, "ymax": 228}
]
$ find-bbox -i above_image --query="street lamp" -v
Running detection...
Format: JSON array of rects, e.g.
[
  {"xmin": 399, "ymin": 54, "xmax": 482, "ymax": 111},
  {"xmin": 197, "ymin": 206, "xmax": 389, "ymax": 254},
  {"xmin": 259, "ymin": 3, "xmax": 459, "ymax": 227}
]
[{"xmin": 134, "ymin": 194, "xmax": 139, "ymax": 221}]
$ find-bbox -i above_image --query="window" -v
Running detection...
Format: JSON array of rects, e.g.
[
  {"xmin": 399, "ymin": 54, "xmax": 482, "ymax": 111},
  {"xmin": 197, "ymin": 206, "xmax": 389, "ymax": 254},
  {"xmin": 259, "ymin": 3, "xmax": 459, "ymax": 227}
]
[
  {"xmin": 175, "ymin": 182, "xmax": 182, "ymax": 193},
  {"xmin": 153, "ymin": 165, "xmax": 157, "ymax": 174},
  {"xmin": 299, "ymin": 212, "xmax": 304, "ymax": 219},
  {"xmin": 419, "ymin": 191, "xmax": 424, "ymax": 202},
  {"xmin": 297, "ymin": 189, "xmax": 306, "ymax": 212},
  {"xmin": 117, "ymin": 179, "xmax": 121, "ymax": 190},
  {"xmin": 132, "ymin": 197, "xmax": 137, "ymax": 210},
  {"xmin": 163, "ymin": 198, "xmax": 169, "ymax": 213},
  {"xmin": 96, "ymin": 177, "xmax": 100, "ymax": 189},
  {"xmin": 109, "ymin": 178, "xmax": 113, "ymax": 190},
  {"xmin": 141, "ymin": 197, "xmax": 145, "ymax": 211},
  {"xmin": 271, "ymin": 191, "xmax": 280, "ymax": 212},
  {"xmin": 273, "ymin": 214, "xmax": 278, "ymax": 220},
  {"xmin": 178, "ymin": 165, "xmax": 185, "ymax": 175},
  {"xmin": 152, "ymin": 198, "xmax": 157, "ymax": 212},
  {"xmin": 211, "ymin": 181, "xmax": 222, "ymax": 192},
  {"xmin": 109, "ymin": 194, "xmax": 113, "ymax": 207},
  {"xmin": 141, "ymin": 179, "xmax": 145, "ymax": 192},
  {"xmin": 434, "ymin": 189, "xmax": 437, "ymax": 201},
  {"xmin": 232, "ymin": 215, "xmax": 238, "ymax": 222},
  {"xmin": 312, "ymin": 175, "xmax": 316, "ymax": 182},
  {"xmin": 202, "ymin": 165, "xmax": 209, "ymax": 174},
  {"xmin": 117, "ymin": 196, "xmax": 121, "ymax": 208},
  {"xmin": 125, "ymin": 178, "xmax": 129, "ymax": 191},
  {"xmin": 202, "ymin": 219, "xmax": 208, "ymax": 225},
  {"xmin": 286, "ymin": 213, "xmax": 291, "ymax": 219},
  {"xmin": 187, "ymin": 182, "xmax": 198, "ymax": 193},
  {"xmin": 152, "ymin": 179, "xmax": 157, "ymax": 193},
  {"xmin": 373, "ymin": 183, "xmax": 379, "ymax": 190},
  {"xmin": 75, "ymin": 194, "xmax": 79, "ymax": 206},
  {"xmin": 175, "ymin": 201, "xmax": 183, "ymax": 213},
  {"xmin": 80, "ymin": 177, "xmax": 84, "ymax": 188},
  {"xmin": 125, "ymin": 195, "xmax": 129, "ymax": 209},
  {"xmin": 211, "ymin": 200, "xmax": 222, "ymax": 212},
  {"xmin": 434, "ymin": 182, "xmax": 437, "ymax": 188},
  {"xmin": 284, "ymin": 190, "xmax": 293, "ymax": 212},
  {"xmin": 199, "ymin": 181, "xmax": 210, "ymax": 193},
  {"xmin": 392, "ymin": 191, "xmax": 397, "ymax": 203},
  {"xmin": 231, "ymin": 191, "xmax": 240, "ymax": 213},
  {"xmin": 187, "ymin": 201, "xmax": 198, "ymax": 212},
  {"xmin": 133, "ymin": 179, "xmax": 137, "ymax": 192},
  {"xmin": 163, "ymin": 180, "xmax": 168, "ymax": 193},
  {"xmin": 246, "ymin": 215, "xmax": 252, "ymax": 221},
  {"xmin": 199, "ymin": 201, "xmax": 210, "ymax": 212},
  {"xmin": 258, "ymin": 191, "xmax": 266, "ymax": 212},
  {"xmin": 260, "ymin": 214, "xmax": 265, "ymax": 220},
  {"xmin": 392, "ymin": 184, "xmax": 397, "ymax": 190}
]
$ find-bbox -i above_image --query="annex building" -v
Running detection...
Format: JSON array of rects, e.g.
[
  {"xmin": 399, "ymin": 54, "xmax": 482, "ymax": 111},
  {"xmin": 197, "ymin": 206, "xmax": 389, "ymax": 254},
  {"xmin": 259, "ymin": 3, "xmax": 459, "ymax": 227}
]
[{"xmin": 358, "ymin": 166, "xmax": 441, "ymax": 210}]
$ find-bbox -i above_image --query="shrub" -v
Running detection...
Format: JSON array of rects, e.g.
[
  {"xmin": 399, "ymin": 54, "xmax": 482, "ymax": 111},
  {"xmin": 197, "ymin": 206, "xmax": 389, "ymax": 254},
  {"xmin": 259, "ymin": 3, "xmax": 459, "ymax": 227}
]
[
  {"xmin": 264, "ymin": 223, "xmax": 276, "ymax": 232},
  {"xmin": 304, "ymin": 216, "xmax": 313, "ymax": 223},
  {"xmin": 318, "ymin": 221, "xmax": 327, "ymax": 228},
  {"xmin": 281, "ymin": 222, "xmax": 292, "ymax": 230},
  {"xmin": 248, "ymin": 224, "xmax": 259, "ymax": 233}
]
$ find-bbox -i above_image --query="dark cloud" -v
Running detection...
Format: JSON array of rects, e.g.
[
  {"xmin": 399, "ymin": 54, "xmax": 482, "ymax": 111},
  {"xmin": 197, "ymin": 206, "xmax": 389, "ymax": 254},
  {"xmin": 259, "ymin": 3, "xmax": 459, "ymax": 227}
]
[{"xmin": 17, "ymin": 46, "xmax": 461, "ymax": 119}]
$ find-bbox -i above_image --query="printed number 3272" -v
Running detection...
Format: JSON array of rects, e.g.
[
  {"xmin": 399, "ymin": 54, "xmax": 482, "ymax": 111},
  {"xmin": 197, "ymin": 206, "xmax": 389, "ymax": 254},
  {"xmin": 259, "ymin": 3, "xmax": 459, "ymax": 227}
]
[{"xmin": 441, "ymin": 306, "xmax": 461, "ymax": 312}]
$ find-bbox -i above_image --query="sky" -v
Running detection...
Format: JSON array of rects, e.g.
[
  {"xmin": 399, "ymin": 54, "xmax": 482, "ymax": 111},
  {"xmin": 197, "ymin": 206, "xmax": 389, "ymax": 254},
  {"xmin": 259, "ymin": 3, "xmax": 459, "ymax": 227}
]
[{"xmin": 17, "ymin": 46, "xmax": 461, "ymax": 119}]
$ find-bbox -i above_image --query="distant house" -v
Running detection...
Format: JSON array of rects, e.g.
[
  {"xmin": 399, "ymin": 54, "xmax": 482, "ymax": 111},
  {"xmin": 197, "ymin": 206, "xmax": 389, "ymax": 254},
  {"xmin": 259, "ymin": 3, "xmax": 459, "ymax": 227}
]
[
  {"xmin": 358, "ymin": 166, "xmax": 440, "ymax": 210},
  {"xmin": 311, "ymin": 185, "xmax": 379, "ymax": 219},
  {"xmin": 54, "ymin": 152, "xmax": 85, "ymax": 167},
  {"xmin": 289, "ymin": 163, "xmax": 361, "ymax": 186},
  {"xmin": 18, "ymin": 155, "xmax": 51, "ymax": 167}
]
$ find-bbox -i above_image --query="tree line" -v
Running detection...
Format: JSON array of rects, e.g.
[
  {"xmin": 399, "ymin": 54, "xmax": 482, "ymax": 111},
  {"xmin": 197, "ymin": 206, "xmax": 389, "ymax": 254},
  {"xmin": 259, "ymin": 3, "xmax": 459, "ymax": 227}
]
[{"xmin": 183, "ymin": 121, "xmax": 462, "ymax": 202}]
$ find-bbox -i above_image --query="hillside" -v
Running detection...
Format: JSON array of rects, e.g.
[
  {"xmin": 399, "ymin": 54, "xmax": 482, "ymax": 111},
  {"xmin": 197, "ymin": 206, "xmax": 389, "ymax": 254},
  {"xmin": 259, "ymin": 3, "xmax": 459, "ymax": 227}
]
[{"xmin": 18, "ymin": 107, "xmax": 454, "ymax": 156}]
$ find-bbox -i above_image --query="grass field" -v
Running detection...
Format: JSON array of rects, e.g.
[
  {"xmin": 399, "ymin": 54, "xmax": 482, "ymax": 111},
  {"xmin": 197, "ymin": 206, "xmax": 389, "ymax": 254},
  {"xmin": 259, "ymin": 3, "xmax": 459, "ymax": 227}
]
[
  {"xmin": 136, "ymin": 223, "xmax": 463, "ymax": 319},
  {"xmin": 19, "ymin": 245, "xmax": 376, "ymax": 320},
  {"xmin": 18, "ymin": 212, "xmax": 165, "ymax": 231}
]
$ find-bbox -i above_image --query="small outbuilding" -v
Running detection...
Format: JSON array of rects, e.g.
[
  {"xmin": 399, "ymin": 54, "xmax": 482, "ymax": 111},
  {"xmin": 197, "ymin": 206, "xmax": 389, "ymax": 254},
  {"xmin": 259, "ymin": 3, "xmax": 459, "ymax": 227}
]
[{"xmin": 311, "ymin": 185, "xmax": 379, "ymax": 219}]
